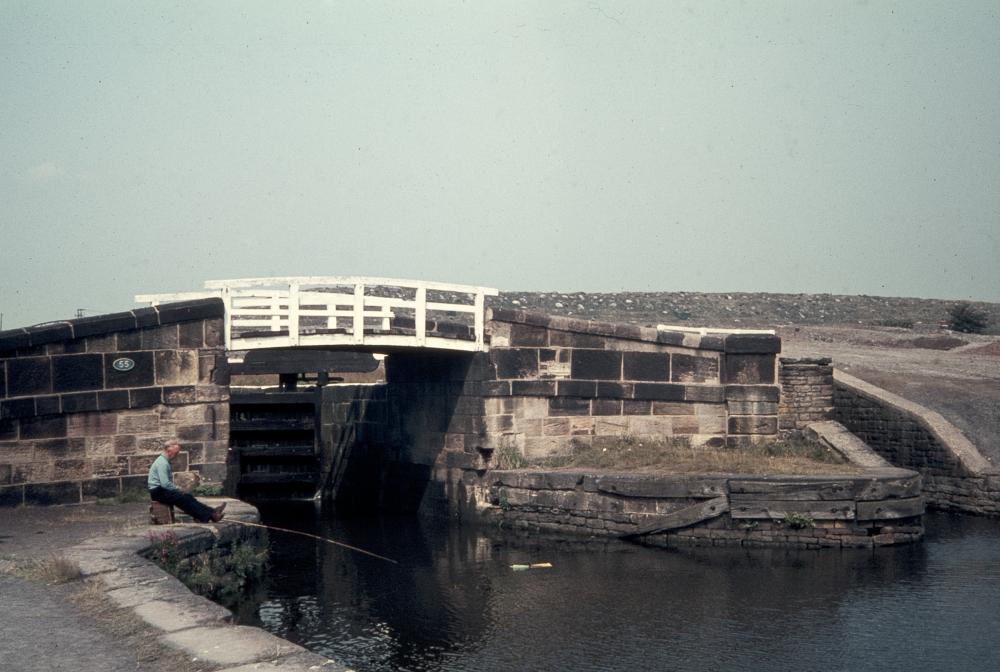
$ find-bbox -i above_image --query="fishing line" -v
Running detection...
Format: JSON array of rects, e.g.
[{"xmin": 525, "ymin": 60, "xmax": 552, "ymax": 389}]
[{"xmin": 227, "ymin": 519, "xmax": 399, "ymax": 564}]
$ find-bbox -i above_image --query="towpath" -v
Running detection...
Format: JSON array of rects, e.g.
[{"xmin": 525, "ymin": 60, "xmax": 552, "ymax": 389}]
[{"xmin": 0, "ymin": 503, "xmax": 207, "ymax": 672}]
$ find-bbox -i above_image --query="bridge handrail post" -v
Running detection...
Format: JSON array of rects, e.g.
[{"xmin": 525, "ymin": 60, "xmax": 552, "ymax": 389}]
[
  {"xmin": 352, "ymin": 283, "xmax": 365, "ymax": 344},
  {"xmin": 221, "ymin": 287, "xmax": 232, "ymax": 350},
  {"xmin": 288, "ymin": 282, "xmax": 300, "ymax": 346},
  {"xmin": 474, "ymin": 291, "xmax": 485, "ymax": 350},
  {"xmin": 415, "ymin": 286, "xmax": 427, "ymax": 346},
  {"xmin": 270, "ymin": 291, "xmax": 282, "ymax": 332}
]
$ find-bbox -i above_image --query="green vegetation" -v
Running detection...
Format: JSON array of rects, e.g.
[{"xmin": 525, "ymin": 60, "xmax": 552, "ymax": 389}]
[
  {"xmin": 179, "ymin": 540, "xmax": 268, "ymax": 603},
  {"xmin": 493, "ymin": 436, "xmax": 529, "ymax": 469},
  {"xmin": 948, "ymin": 302, "xmax": 990, "ymax": 333},
  {"xmin": 783, "ymin": 512, "xmax": 815, "ymax": 529},
  {"xmin": 147, "ymin": 531, "xmax": 182, "ymax": 574},
  {"xmin": 147, "ymin": 530, "xmax": 268, "ymax": 604},
  {"xmin": 96, "ymin": 489, "xmax": 149, "ymax": 506},
  {"xmin": 191, "ymin": 482, "xmax": 224, "ymax": 497}
]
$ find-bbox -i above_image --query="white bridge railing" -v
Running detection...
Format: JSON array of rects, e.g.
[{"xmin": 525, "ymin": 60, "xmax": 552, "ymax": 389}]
[{"xmin": 136, "ymin": 276, "xmax": 499, "ymax": 352}]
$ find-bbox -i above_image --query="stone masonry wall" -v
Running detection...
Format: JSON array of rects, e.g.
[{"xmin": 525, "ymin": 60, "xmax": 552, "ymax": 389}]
[
  {"xmin": 482, "ymin": 310, "xmax": 782, "ymax": 462},
  {"xmin": 318, "ymin": 383, "xmax": 391, "ymax": 508},
  {"xmin": 315, "ymin": 312, "xmax": 783, "ymax": 519},
  {"xmin": 0, "ymin": 299, "xmax": 230, "ymax": 506},
  {"xmin": 778, "ymin": 357, "xmax": 834, "ymax": 431},
  {"xmin": 833, "ymin": 371, "xmax": 1000, "ymax": 515},
  {"xmin": 381, "ymin": 351, "xmax": 494, "ymax": 516},
  {"xmin": 364, "ymin": 311, "xmax": 783, "ymax": 518}
]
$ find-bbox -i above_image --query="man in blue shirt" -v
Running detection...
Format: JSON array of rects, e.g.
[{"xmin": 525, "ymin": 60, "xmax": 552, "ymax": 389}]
[{"xmin": 148, "ymin": 441, "xmax": 225, "ymax": 523}]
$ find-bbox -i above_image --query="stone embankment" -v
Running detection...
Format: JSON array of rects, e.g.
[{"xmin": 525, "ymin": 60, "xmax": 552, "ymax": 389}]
[
  {"xmin": 834, "ymin": 371, "xmax": 1000, "ymax": 515},
  {"xmin": 481, "ymin": 467, "xmax": 923, "ymax": 549},
  {"xmin": 66, "ymin": 498, "xmax": 347, "ymax": 671}
]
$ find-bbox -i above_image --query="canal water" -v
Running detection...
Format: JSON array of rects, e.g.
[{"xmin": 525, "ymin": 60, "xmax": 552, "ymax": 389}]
[{"xmin": 235, "ymin": 505, "xmax": 1000, "ymax": 672}]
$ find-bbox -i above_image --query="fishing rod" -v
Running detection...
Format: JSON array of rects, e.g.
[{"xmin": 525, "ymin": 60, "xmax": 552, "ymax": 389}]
[{"xmin": 228, "ymin": 519, "xmax": 399, "ymax": 564}]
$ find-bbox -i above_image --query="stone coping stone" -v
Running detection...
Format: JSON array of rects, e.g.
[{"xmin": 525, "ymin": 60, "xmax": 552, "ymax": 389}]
[
  {"xmin": 806, "ymin": 420, "xmax": 893, "ymax": 469},
  {"xmin": 216, "ymin": 651, "xmax": 350, "ymax": 671},
  {"xmin": 0, "ymin": 298, "xmax": 224, "ymax": 351},
  {"xmin": 66, "ymin": 497, "xmax": 346, "ymax": 672},
  {"xmin": 487, "ymin": 308, "xmax": 781, "ymax": 354},
  {"xmin": 162, "ymin": 625, "xmax": 306, "ymax": 667}
]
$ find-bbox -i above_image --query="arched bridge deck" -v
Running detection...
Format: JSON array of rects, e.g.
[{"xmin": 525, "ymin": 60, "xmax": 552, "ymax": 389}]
[{"xmin": 136, "ymin": 276, "xmax": 499, "ymax": 355}]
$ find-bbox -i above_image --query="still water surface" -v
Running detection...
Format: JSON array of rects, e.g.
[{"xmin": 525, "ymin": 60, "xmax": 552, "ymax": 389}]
[{"xmin": 235, "ymin": 505, "xmax": 1000, "ymax": 672}]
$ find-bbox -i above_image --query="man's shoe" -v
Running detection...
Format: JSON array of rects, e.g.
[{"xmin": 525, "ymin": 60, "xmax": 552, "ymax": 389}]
[{"xmin": 211, "ymin": 504, "xmax": 226, "ymax": 522}]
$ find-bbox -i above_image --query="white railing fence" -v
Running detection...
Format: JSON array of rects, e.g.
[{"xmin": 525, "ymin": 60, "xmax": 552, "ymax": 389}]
[{"xmin": 136, "ymin": 276, "xmax": 499, "ymax": 351}]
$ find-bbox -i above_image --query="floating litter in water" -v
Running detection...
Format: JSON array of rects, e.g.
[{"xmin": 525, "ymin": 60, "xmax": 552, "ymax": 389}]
[
  {"xmin": 510, "ymin": 562, "xmax": 553, "ymax": 571},
  {"xmin": 511, "ymin": 564, "xmax": 530, "ymax": 571}
]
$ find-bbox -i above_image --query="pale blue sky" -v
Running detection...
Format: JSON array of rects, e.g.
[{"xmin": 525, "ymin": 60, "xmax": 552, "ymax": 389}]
[{"xmin": 1, "ymin": 1, "xmax": 998, "ymax": 328}]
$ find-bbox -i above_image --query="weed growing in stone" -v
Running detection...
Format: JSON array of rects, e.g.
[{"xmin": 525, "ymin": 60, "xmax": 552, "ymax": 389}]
[
  {"xmin": 96, "ymin": 489, "xmax": 150, "ymax": 506},
  {"xmin": 191, "ymin": 483, "xmax": 224, "ymax": 497},
  {"xmin": 493, "ymin": 435, "xmax": 528, "ymax": 469},
  {"xmin": 146, "ymin": 530, "xmax": 269, "ymax": 605},
  {"xmin": 783, "ymin": 512, "xmax": 815, "ymax": 529},
  {"xmin": 147, "ymin": 531, "xmax": 182, "ymax": 574},
  {"xmin": 177, "ymin": 540, "xmax": 268, "ymax": 604}
]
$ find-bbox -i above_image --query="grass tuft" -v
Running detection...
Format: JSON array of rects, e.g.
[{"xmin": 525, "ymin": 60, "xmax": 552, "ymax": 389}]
[{"xmin": 3, "ymin": 554, "xmax": 85, "ymax": 584}]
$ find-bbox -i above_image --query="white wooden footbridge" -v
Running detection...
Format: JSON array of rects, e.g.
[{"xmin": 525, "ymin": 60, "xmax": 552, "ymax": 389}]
[{"xmin": 136, "ymin": 276, "xmax": 499, "ymax": 353}]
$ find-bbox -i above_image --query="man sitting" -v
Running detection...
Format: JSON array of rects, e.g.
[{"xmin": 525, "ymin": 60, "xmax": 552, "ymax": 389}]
[{"xmin": 148, "ymin": 441, "xmax": 225, "ymax": 523}]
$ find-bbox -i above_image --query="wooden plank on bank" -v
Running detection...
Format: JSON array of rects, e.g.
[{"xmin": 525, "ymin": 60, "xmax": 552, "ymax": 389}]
[
  {"xmin": 596, "ymin": 474, "xmax": 728, "ymax": 499},
  {"xmin": 729, "ymin": 497, "xmax": 856, "ymax": 520},
  {"xmin": 624, "ymin": 495, "xmax": 729, "ymax": 537},
  {"xmin": 856, "ymin": 497, "xmax": 925, "ymax": 520},
  {"xmin": 728, "ymin": 479, "xmax": 858, "ymax": 501},
  {"xmin": 729, "ymin": 473, "xmax": 922, "ymax": 502},
  {"xmin": 853, "ymin": 474, "xmax": 922, "ymax": 501}
]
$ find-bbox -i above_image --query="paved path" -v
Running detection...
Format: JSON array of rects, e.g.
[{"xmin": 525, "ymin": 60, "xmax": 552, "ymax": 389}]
[
  {"xmin": 1, "ymin": 575, "xmax": 152, "ymax": 672},
  {"xmin": 0, "ymin": 503, "xmax": 189, "ymax": 672}
]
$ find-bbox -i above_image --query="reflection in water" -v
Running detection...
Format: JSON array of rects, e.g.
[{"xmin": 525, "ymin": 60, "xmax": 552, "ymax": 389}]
[{"xmin": 236, "ymin": 505, "xmax": 1000, "ymax": 672}]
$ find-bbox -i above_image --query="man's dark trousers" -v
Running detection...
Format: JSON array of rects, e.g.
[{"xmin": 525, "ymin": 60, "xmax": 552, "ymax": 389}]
[{"xmin": 149, "ymin": 487, "xmax": 215, "ymax": 523}]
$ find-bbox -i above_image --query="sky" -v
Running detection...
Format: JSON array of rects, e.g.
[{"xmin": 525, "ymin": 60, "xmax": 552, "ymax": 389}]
[{"xmin": 1, "ymin": 1, "xmax": 998, "ymax": 329}]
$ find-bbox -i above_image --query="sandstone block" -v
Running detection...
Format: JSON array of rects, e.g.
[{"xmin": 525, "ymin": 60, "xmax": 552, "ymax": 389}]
[
  {"xmin": 155, "ymin": 350, "xmax": 200, "ymax": 386},
  {"xmin": 728, "ymin": 416, "xmax": 779, "ymax": 435},
  {"xmin": 52, "ymin": 354, "xmax": 104, "ymax": 392},
  {"xmin": 570, "ymin": 350, "xmax": 622, "ymax": 381},
  {"xmin": 6, "ymin": 356, "xmax": 52, "ymax": 396},
  {"xmin": 622, "ymin": 352, "xmax": 670, "ymax": 381},
  {"xmin": 592, "ymin": 399, "xmax": 622, "ymax": 416},
  {"xmin": 671, "ymin": 353, "xmax": 719, "ymax": 383}
]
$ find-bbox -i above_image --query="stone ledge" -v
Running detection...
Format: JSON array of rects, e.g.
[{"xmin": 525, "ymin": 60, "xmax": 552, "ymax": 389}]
[
  {"xmin": 487, "ymin": 309, "xmax": 781, "ymax": 354},
  {"xmin": 805, "ymin": 420, "xmax": 892, "ymax": 469},
  {"xmin": 67, "ymin": 498, "xmax": 348, "ymax": 672},
  {"xmin": 0, "ymin": 299, "xmax": 224, "ymax": 352}
]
